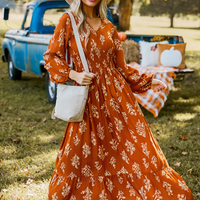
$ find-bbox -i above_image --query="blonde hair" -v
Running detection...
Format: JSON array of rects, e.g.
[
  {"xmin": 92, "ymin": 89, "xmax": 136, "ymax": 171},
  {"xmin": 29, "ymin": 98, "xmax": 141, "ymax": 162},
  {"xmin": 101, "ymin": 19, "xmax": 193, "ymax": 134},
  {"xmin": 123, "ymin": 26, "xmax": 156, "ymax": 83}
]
[{"xmin": 70, "ymin": 0, "xmax": 107, "ymax": 47}]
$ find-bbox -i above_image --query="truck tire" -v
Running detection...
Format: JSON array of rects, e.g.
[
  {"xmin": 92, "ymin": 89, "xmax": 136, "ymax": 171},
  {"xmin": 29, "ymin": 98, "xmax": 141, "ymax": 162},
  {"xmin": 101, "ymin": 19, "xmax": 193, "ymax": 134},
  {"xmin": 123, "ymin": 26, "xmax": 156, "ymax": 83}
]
[
  {"xmin": 7, "ymin": 53, "xmax": 22, "ymax": 80},
  {"xmin": 46, "ymin": 71, "xmax": 57, "ymax": 103}
]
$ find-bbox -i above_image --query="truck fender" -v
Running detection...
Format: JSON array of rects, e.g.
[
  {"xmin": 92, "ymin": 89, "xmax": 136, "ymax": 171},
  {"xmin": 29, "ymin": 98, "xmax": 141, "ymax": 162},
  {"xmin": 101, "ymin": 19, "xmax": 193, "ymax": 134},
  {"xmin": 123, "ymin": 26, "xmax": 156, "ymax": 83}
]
[{"xmin": 2, "ymin": 38, "xmax": 16, "ymax": 66}]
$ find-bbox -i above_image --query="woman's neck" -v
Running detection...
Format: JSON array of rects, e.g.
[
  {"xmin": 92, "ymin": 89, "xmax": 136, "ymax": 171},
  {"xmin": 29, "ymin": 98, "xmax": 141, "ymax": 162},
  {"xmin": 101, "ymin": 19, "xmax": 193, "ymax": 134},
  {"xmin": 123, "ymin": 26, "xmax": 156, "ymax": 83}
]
[{"xmin": 82, "ymin": 4, "xmax": 96, "ymax": 18}]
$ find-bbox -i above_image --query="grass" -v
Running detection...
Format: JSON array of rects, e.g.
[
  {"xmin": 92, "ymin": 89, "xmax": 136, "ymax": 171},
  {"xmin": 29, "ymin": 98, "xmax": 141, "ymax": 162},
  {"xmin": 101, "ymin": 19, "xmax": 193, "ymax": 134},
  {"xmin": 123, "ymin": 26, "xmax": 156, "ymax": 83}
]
[{"xmin": 0, "ymin": 14, "xmax": 200, "ymax": 199}]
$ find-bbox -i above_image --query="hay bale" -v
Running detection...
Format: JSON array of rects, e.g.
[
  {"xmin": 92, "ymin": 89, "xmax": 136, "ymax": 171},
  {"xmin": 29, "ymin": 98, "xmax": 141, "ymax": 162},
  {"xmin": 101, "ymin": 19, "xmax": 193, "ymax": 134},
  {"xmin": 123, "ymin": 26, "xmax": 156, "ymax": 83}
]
[{"xmin": 121, "ymin": 40, "xmax": 140, "ymax": 64}]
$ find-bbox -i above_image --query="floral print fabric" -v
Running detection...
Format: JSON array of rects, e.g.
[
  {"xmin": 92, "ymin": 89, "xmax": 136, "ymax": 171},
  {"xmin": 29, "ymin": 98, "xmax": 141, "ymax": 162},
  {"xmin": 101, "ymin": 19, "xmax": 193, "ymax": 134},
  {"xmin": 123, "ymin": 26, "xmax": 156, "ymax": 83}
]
[{"xmin": 43, "ymin": 12, "xmax": 194, "ymax": 200}]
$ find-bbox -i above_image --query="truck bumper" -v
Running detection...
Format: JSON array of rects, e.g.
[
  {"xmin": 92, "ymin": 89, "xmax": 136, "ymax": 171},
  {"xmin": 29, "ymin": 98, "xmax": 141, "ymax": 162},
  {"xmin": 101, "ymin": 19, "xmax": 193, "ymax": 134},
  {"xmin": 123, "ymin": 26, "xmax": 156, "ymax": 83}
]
[{"xmin": 1, "ymin": 55, "xmax": 6, "ymax": 62}]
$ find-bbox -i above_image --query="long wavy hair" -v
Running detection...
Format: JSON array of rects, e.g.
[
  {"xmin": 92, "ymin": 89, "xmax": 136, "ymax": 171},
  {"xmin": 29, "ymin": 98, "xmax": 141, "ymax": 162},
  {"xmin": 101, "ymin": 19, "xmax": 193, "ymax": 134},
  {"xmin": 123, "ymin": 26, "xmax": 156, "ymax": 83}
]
[{"xmin": 70, "ymin": 0, "xmax": 107, "ymax": 47}]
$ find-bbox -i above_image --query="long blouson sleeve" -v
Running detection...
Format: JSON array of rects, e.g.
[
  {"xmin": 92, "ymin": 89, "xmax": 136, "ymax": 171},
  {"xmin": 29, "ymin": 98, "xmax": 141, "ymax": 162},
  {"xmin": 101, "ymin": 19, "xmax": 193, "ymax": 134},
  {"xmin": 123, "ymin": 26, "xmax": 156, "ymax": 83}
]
[
  {"xmin": 43, "ymin": 14, "xmax": 72, "ymax": 84},
  {"xmin": 112, "ymin": 26, "xmax": 154, "ymax": 94}
]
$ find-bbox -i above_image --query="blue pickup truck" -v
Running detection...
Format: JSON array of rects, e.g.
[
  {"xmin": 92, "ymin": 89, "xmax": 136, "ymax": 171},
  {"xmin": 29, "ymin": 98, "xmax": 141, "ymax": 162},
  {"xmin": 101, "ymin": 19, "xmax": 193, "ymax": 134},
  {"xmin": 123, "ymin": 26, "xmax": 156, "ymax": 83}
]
[{"xmin": 1, "ymin": 0, "xmax": 192, "ymax": 103}]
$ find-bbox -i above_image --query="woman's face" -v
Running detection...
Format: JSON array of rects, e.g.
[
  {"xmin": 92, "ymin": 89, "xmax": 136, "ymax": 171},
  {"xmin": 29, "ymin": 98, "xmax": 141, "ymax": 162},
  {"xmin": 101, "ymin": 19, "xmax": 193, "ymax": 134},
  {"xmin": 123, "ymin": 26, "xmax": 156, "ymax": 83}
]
[{"xmin": 81, "ymin": 0, "xmax": 101, "ymax": 7}]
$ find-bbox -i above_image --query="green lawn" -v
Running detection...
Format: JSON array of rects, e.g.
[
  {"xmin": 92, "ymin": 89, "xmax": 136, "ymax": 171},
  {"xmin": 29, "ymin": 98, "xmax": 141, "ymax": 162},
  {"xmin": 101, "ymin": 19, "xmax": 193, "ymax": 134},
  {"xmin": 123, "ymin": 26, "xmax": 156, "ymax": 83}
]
[{"xmin": 0, "ymin": 15, "xmax": 200, "ymax": 199}]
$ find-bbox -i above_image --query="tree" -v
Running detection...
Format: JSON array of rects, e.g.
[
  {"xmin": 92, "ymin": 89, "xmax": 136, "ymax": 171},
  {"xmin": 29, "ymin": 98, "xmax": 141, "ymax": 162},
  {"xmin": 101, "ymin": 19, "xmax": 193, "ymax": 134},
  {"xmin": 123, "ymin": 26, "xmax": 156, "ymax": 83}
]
[
  {"xmin": 139, "ymin": 0, "xmax": 198, "ymax": 28},
  {"xmin": 9, "ymin": 0, "xmax": 31, "ymax": 3},
  {"xmin": 108, "ymin": 0, "xmax": 135, "ymax": 31},
  {"xmin": 192, "ymin": 0, "xmax": 200, "ymax": 14},
  {"xmin": 117, "ymin": 0, "xmax": 134, "ymax": 31}
]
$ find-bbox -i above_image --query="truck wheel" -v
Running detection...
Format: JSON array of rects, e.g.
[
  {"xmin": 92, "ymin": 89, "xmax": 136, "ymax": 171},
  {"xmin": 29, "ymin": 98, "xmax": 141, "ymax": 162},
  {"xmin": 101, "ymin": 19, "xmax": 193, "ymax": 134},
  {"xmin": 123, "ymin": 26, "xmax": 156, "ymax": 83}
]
[
  {"xmin": 46, "ymin": 71, "xmax": 57, "ymax": 103},
  {"xmin": 8, "ymin": 53, "xmax": 22, "ymax": 80}
]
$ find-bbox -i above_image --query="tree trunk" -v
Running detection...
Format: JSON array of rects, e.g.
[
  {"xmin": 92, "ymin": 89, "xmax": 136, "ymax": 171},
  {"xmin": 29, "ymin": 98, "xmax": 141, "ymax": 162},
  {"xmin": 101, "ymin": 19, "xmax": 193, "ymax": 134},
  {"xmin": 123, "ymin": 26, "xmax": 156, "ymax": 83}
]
[
  {"xmin": 108, "ymin": 0, "xmax": 115, "ymax": 15},
  {"xmin": 117, "ymin": 0, "xmax": 134, "ymax": 31},
  {"xmin": 170, "ymin": 13, "xmax": 174, "ymax": 28}
]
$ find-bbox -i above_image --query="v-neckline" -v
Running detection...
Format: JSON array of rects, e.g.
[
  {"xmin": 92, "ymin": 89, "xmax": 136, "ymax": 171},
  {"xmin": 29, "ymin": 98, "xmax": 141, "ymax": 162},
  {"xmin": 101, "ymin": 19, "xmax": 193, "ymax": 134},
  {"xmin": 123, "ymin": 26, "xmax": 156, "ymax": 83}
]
[
  {"xmin": 85, "ymin": 18, "xmax": 104, "ymax": 32},
  {"xmin": 71, "ymin": 12, "xmax": 104, "ymax": 32}
]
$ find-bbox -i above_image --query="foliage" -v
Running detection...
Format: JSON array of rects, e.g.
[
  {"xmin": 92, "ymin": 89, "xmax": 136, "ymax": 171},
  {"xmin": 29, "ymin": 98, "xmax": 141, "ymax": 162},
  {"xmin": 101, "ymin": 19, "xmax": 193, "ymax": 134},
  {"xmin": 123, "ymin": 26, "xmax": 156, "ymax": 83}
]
[
  {"xmin": 191, "ymin": 0, "xmax": 200, "ymax": 15},
  {"xmin": 8, "ymin": 0, "xmax": 31, "ymax": 3},
  {"xmin": 139, "ymin": 0, "xmax": 200, "ymax": 27}
]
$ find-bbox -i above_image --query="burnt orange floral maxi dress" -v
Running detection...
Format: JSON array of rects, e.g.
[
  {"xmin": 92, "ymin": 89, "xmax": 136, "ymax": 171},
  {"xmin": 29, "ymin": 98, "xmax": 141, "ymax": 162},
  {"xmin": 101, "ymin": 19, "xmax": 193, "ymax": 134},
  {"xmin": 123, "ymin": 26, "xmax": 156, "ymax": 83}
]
[{"xmin": 43, "ymin": 12, "xmax": 194, "ymax": 200}]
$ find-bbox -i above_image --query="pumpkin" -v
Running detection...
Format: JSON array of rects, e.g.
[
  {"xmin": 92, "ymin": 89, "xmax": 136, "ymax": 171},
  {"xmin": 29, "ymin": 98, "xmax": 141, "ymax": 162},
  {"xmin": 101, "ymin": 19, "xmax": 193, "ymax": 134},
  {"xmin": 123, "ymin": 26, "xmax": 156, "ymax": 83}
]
[
  {"xmin": 118, "ymin": 32, "xmax": 127, "ymax": 41},
  {"xmin": 160, "ymin": 47, "xmax": 182, "ymax": 67},
  {"xmin": 145, "ymin": 45, "xmax": 159, "ymax": 66}
]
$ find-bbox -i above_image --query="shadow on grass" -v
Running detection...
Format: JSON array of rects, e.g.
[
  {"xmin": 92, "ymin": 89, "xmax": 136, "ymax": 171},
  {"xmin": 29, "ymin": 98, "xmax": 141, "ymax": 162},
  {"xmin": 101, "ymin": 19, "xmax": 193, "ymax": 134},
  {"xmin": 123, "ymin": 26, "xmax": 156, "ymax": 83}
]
[{"xmin": 0, "ymin": 162, "xmax": 53, "ymax": 190}]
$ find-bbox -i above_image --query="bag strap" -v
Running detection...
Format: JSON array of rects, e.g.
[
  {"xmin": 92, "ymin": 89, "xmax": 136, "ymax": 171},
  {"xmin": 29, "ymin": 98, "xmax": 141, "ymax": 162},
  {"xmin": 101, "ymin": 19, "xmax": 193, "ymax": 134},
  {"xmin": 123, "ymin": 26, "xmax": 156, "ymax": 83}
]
[{"xmin": 67, "ymin": 12, "xmax": 89, "ymax": 73}]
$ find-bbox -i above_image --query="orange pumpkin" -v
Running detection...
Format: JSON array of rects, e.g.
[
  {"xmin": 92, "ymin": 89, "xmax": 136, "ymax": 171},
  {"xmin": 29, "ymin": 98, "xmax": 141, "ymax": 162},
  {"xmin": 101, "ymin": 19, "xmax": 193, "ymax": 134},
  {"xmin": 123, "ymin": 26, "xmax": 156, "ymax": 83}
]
[{"xmin": 118, "ymin": 32, "xmax": 127, "ymax": 41}]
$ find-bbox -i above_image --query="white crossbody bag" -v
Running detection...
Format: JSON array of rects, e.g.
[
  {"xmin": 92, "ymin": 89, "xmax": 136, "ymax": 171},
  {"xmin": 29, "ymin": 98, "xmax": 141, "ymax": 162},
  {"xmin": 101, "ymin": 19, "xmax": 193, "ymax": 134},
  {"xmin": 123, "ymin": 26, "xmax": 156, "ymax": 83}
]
[{"xmin": 51, "ymin": 12, "xmax": 90, "ymax": 122}]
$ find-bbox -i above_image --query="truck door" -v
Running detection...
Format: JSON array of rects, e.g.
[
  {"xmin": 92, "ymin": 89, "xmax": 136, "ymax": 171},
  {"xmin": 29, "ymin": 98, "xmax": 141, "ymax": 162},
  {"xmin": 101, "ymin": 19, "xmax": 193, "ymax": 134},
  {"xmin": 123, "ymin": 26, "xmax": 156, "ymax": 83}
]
[
  {"xmin": 26, "ymin": 6, "xmax": 71, "ymax": 76},
  {"xmin": 13, "ymin": 8, "xmax": 33, "ymax": 72}
]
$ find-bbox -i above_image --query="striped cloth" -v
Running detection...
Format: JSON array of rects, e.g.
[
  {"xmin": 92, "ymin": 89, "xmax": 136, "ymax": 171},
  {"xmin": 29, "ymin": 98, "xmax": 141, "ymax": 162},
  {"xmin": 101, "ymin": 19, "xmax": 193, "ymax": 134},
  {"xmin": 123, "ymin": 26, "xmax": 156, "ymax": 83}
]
[{"xmin": 128, "ymin": 62, "xmax": 178, "ymax": 117}]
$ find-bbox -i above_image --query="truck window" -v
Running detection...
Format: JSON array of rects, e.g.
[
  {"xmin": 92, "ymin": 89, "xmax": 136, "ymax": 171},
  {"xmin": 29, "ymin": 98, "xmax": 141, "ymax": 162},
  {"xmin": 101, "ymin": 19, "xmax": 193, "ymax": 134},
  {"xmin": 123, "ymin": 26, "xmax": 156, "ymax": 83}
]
[
  {"xmin": 24, "ymin": 9, "xmax": 33, "ymax": 29},
  {"xmin": 43, "ymin": 8, "xmax": 70, "ymax": 27}
]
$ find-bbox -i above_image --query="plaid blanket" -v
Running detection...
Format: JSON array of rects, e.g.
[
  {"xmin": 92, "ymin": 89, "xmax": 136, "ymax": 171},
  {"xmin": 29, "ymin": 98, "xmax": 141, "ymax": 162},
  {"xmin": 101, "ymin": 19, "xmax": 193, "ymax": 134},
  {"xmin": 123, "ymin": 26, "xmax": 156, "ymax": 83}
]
[{"xmin": 128, "ymin": 62, "xmax": 178, "ymax": 117}]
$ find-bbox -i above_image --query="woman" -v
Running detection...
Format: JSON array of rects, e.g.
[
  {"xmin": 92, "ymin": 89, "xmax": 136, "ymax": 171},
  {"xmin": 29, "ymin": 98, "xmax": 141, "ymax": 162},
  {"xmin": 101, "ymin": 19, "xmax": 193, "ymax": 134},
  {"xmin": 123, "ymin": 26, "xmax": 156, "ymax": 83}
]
[{"xmin": 43, "ymin": 0, "xmax": 194, "ymax": 199}]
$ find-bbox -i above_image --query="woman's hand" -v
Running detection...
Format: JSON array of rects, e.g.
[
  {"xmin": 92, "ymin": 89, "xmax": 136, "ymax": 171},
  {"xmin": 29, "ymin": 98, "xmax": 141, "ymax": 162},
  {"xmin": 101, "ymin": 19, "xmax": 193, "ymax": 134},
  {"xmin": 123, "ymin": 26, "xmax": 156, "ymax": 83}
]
[
  {"xmin": 151, "ymin": 79, "xmax": 167, "ymax": 91},
  {"xmin": 69, "ymin": 70, "xmax": 95, "ymax": 85}
]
